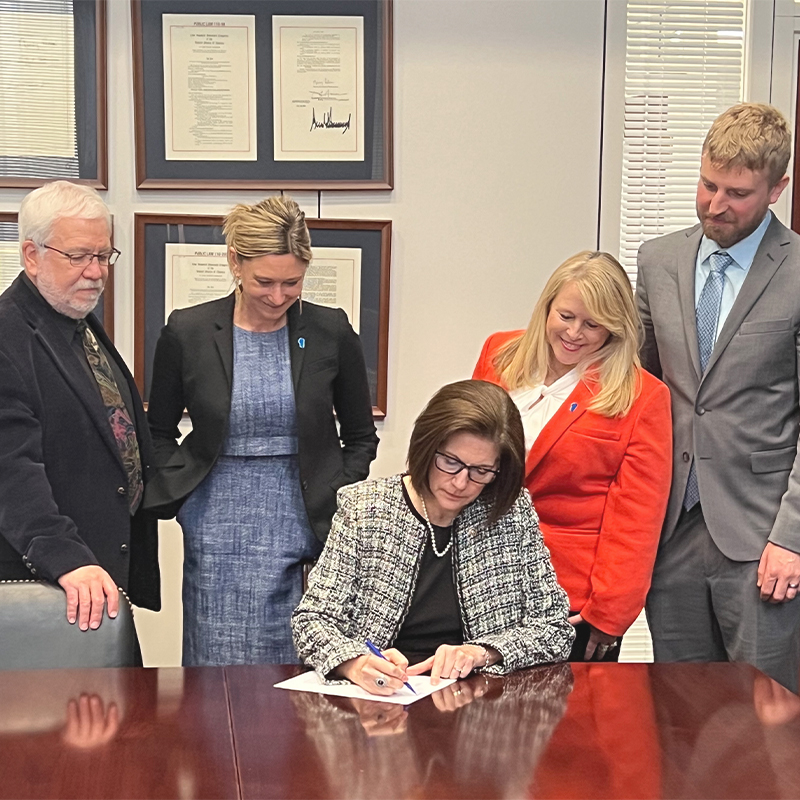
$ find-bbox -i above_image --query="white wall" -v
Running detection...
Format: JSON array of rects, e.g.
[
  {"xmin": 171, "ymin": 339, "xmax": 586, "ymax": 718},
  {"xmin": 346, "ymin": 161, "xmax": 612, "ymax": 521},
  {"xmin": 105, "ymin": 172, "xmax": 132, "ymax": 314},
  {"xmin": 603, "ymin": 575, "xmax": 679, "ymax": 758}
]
[{"xmin": 0, "ymin": 0, "xmax": 607, "ymax": 665}]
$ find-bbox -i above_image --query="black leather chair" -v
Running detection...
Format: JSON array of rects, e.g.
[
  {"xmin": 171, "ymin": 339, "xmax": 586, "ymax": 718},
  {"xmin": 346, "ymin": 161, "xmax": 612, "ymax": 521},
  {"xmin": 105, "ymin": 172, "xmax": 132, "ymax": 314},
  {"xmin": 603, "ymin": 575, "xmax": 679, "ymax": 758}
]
[{"xmin": 0, "ymin": 581, "xmax": 137, "ymax": 670}]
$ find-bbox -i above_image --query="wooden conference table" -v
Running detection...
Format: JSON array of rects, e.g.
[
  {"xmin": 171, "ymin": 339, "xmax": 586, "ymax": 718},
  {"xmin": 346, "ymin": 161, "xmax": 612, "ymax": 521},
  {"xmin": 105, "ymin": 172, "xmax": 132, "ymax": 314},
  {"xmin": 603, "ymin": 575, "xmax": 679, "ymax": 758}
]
[{"xmin": 2, "ymin": 662, "xmax": 800, "ymax": 799}]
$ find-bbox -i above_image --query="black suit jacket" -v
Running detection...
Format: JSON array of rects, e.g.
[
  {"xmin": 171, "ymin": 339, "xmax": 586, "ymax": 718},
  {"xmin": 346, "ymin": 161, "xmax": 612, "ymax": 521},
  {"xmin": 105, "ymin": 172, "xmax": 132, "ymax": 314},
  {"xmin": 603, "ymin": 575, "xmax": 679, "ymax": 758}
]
[
  {"xmin": 144, "ymin": 295, "xmax": 379, "ymax": 542},
  {"xmin": 0, "ymin": 276, "xmax": 160, "ymax": 610}
]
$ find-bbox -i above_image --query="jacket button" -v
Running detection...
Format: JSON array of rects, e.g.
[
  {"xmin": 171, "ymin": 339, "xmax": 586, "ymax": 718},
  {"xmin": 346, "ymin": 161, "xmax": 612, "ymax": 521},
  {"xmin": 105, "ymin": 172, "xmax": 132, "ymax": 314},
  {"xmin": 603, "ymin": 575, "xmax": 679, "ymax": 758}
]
[
  {"xmin": 22, "ymin": 555, "xmax": 28, "ymax": 563},
  {"xmin": 120, "ymin": 544, "xmax": 128, "ymax": 553},
  {"xmin": 683, "ymin": 452, "xmax": 690, "ymax": 462},
  {"xmin": 302, "ymin": 480, "xmax": 308, "ymax": 491},
  {"xmin": 117, "ymin": 486, "xmax": 126, "ymax": 495},
  {"xmin": 697, "ymin": 407, "xmax": 706, "ymax": 415},
  {"xmin": 30, "ymin": 567, "xmax": 37, "ymax": 575}
]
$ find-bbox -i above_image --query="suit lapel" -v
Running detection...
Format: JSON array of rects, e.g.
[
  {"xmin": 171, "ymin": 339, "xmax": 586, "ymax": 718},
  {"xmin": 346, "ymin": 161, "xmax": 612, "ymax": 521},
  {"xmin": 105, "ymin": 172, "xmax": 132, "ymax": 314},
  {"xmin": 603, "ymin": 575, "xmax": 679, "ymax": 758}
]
[
  {"xmin": 525, "ymin": 380, "xmax": 594, "ymax": 478},
  {"xmin": 213, "ymin": 294, "xmax": 235, "ymax": 393},
  {"xmin": 677, "ymin": 225, "xmax": 704, "ymax": 382},
  {"xmin": 12, "ymin": 283, "xmax": 122, "ymax": 466},
  {"xmin": 287, "ymin": 301, "xmax": 306, "ymax": 393},
  {"xmin": 702, "ymin": 218, "xmax": 789, "ymax": 380}
]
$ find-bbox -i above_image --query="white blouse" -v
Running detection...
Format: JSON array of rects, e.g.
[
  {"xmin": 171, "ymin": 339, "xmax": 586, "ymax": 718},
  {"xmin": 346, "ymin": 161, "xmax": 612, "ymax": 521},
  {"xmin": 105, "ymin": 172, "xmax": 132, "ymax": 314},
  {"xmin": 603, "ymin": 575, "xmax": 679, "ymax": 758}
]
[{"xmin": 509, "ymin": 369, "xmax": 580, "ymax": 454}]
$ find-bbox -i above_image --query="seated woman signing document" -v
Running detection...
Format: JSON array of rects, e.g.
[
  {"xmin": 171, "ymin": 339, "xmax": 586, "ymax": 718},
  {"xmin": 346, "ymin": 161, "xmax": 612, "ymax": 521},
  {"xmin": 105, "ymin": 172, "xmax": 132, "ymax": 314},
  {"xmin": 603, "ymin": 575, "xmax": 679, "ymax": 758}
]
[{"xmin": 292, "ymin": 380, "xmax": 573, "ymax": 696}]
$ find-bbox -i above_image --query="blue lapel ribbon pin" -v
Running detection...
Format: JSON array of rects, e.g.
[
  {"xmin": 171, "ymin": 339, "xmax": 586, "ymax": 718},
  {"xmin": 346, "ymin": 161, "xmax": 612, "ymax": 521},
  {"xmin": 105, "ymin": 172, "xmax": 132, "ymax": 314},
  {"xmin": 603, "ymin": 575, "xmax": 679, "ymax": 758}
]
[
  {"xmin": 569, "ymin": 402, "xmax": 578, "ymax": 412},
  {"xmin": 298, "ymin": 337, "xmax": 305, "ymax": 349}
]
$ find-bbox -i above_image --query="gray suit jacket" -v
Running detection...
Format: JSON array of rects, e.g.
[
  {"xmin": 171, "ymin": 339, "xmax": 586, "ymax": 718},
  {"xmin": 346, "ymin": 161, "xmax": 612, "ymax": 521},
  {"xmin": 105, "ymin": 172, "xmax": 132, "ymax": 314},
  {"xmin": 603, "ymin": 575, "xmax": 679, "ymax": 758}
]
[{"xmin": 636, "ymin": 215, "xmax": 800, "ymax": 560}]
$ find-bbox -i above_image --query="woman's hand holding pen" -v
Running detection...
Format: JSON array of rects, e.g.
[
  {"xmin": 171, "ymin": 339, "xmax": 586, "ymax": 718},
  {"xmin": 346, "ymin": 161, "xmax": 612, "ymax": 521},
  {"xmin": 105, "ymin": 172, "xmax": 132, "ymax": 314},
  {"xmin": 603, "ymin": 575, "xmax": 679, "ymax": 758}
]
[{"xmin": 336, "ymin": 648, "xmax": 410, "ymax": 696}]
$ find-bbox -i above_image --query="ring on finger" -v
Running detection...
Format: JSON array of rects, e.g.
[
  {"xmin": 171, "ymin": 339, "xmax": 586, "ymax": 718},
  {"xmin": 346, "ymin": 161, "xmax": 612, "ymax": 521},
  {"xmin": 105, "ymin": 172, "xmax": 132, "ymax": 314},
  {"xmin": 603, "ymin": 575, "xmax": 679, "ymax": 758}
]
[
  {"xmin": 375, "ymin": 676, "xmax": 387, "ymax": 688},
  {"xmin": 789, "ymin": 583, "xmax": 799, "ymax": 589}
]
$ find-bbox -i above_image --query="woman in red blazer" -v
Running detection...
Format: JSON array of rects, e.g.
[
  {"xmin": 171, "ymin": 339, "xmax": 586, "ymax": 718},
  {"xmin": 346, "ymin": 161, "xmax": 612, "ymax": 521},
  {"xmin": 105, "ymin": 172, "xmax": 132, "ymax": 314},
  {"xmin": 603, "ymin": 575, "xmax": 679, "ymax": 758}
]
[{"xmin": 473, "ymin": 251, "xmax": 671, "ymax": 661}]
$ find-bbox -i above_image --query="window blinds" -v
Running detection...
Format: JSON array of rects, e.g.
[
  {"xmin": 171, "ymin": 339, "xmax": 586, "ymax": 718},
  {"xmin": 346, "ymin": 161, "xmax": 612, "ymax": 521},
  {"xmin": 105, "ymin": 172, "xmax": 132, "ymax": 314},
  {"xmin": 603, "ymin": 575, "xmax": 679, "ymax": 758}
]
[
  {"xmin": 0, "ymin": 0, "xmax": 79, "ymax": 179},
  {"xmin": 618, "ymin": 1, "xmax": 744, "ymax": 280}
]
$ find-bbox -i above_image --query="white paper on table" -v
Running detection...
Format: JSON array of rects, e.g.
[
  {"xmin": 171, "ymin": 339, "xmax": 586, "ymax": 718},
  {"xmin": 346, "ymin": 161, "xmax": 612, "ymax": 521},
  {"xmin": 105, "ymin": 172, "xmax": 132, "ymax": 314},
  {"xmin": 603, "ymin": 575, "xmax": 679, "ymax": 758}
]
[
  {"xmin": 0, "ymin": 11, "xmax": 76, "ymax": 158},
  {"xmin": 164, "ymin": 243, "xmax": 231, "ymax": 321},
  {"xmin": 274, "ymin": 670, "xmax": 456, "ymax": 705},
  {"xmin": 0, "ymin": 242, "xmax": 20, "ymax": 294},
  {"xmin": 272, "ymin": 15, "xmax": 364, "ymax": 161},
  {"xmin": 305, "ymin": 246, "xmax": 361, "ymax": 331},
  {"xmin": 162, "ymin": 14, "xmax": 257, "ymax": 161}
]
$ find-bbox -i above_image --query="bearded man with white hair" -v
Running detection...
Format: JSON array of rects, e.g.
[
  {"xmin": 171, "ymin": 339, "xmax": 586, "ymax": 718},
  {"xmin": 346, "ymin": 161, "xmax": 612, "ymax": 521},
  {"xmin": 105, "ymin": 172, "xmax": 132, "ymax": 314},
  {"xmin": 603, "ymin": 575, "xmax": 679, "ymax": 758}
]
[{"xmin": 0, "ymin": 181, "xmax": 160, "ymax": 642}]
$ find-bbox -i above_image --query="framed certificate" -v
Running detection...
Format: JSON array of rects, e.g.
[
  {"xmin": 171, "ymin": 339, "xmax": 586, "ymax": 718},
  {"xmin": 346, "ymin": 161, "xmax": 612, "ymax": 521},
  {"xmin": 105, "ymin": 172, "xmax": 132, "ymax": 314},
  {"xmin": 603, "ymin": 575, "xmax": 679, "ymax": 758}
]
[
  {"xmin": 131, "ymin": 1, "xmax": 393, "ymax": 190},
  {"xmin": 134, "ymin": 214, "xmax": 391, "ymax": 416},
  {"xmin": 0, "ymin": 213, "xmax": 114, "ymax": 339},
  {"xmin": 0, "ymin": 0, "xmax": 108, "ymax": 189}
]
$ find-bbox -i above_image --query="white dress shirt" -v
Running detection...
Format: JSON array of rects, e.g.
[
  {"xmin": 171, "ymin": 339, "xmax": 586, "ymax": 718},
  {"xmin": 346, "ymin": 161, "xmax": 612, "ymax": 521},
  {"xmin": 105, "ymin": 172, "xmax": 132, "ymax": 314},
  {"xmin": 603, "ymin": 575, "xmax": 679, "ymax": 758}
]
[{"xmin": 509, "ymin": 369, "xmax": 580, "ymax": 454}]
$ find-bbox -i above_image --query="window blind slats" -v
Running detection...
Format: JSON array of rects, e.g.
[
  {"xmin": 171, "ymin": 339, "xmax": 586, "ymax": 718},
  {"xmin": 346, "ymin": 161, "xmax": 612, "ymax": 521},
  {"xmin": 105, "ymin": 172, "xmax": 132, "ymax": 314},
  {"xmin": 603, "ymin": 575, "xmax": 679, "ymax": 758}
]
[{"xmin": 618, "ymin": 0, "xmax": 744, "ymax": 283}]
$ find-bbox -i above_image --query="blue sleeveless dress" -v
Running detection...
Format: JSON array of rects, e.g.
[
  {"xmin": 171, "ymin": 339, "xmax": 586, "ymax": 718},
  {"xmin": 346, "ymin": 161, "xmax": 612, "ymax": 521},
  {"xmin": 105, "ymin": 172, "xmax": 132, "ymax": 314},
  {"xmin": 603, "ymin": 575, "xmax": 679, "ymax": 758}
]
[{"xmin": 178, "ymin": 325, "xmax": 322, "ymax": 665}]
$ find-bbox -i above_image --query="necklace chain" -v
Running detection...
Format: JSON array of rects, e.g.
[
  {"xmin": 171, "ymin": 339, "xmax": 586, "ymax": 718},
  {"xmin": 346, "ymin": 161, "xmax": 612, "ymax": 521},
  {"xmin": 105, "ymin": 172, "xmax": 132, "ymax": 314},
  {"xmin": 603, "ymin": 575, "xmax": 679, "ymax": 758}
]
[{"xmin": 419, "ymin": 495, "xmax": 453, "ymax": 558}]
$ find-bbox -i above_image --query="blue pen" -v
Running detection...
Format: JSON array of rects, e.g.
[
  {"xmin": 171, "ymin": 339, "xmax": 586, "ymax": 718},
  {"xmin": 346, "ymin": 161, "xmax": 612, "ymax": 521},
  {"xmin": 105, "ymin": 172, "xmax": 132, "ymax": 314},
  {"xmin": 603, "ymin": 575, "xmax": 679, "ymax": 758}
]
[{"xmin": 365, "ymin": 639, "xmax": 417, "ymax": 694}]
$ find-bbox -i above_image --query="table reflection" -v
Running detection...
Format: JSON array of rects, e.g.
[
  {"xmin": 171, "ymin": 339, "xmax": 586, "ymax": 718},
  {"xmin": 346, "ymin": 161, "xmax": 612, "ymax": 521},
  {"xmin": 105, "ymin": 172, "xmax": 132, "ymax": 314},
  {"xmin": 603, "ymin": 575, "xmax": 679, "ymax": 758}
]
[
  {"xmin": 0, "ymin": 667, "xmax": 237, "ymax": 800},
  {"xmin": 290, "ymin": 664, "xmax": 573, "ymax": 799},
  {"xmin": 649, "ymin": 663, "xmax": 800, "ymax": 800}
]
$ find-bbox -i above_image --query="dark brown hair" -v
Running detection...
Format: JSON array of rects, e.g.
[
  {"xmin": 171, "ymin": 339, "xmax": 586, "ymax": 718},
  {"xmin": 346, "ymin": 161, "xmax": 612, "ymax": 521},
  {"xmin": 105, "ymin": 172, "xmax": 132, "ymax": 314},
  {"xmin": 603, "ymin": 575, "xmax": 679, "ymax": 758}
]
[{"xmin": 406, "ymin": 380, "xmax": 525, "ymax": 523}]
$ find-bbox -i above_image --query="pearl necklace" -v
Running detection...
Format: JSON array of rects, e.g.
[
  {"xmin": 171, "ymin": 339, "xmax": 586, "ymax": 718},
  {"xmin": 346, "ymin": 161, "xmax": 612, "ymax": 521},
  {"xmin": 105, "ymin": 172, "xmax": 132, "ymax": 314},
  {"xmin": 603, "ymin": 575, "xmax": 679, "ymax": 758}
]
[{"xmin": 419, "ymin": 495, "xmax": 453, "ymax": 558}]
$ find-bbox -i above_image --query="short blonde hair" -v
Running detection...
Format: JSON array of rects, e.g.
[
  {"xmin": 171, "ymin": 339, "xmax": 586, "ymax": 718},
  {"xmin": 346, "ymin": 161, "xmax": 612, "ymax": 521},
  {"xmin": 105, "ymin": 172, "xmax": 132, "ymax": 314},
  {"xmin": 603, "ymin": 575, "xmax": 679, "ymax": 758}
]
[
  {"xmin": 493, "ymin": 251, "xmax": 642, "ymax": 418},
  {"xmin": 223, "ymin": 195, "xmax": 312, "ymax": 264},
  {"xmin": 703, "ymin": 103, "xmax": 791, "ymax": 186}
]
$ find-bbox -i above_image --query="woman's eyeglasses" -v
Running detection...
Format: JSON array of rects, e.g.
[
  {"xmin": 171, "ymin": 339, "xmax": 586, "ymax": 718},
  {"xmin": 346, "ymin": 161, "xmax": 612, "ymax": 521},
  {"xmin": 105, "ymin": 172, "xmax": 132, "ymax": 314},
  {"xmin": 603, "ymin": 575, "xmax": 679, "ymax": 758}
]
[{"xmin": 434, "ymin": 451, "xmax": 499, "ymax": 484}]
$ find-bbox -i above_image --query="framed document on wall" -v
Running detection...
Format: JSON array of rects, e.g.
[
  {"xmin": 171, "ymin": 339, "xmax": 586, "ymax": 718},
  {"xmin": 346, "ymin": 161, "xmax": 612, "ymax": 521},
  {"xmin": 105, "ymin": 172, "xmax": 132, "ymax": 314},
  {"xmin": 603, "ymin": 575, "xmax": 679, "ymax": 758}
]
[
  {"xmin": 0, "ymin": 0, "xmax": 108, "ymax": 189},
  {"xmin": 134, "ymin": 213, "xmax": 391, "ymax": 416},
  {"xmin": 131, "ymin": 1, "xmax": 393, "ymax": 190},
  {"xmin": 0, "ymin": 213, "xmax": 115, "ymax": 339}
]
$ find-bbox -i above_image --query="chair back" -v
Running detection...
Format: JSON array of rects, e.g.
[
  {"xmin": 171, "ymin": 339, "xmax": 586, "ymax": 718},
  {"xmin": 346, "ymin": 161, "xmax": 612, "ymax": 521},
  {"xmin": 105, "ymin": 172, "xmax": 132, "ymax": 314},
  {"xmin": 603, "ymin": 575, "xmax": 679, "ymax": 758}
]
[{"xmin": 0, "ymin": 581, "xmax": 137, "ymax": 670}]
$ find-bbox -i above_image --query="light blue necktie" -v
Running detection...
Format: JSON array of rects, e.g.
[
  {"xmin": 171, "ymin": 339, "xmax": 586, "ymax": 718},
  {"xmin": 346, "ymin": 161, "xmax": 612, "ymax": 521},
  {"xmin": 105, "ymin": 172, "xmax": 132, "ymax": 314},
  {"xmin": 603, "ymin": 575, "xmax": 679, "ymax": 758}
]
[{"xmin": 683, "ymin": 251, "xmax": 733, "ymax": 511}]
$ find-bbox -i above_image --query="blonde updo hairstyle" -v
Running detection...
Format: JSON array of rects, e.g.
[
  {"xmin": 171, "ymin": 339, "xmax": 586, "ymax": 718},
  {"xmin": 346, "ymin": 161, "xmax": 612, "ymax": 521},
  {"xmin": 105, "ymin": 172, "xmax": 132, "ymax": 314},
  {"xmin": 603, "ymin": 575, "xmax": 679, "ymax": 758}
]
[
  {"xmin": 493, "ymin": 251, "xmax": 642, "ymax": 417},
  {"xmin": 222, "ymin": 195, "xmax": 313, "ymax": 280}
]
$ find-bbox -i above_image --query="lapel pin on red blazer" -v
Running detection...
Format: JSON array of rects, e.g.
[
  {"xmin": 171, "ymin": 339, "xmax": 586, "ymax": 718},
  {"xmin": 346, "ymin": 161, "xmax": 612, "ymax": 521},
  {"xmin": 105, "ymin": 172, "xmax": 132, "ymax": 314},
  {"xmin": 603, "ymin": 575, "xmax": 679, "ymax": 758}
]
[{"xmin": 570, "ymin": 402, "xmax": 578, "ymax": 412}]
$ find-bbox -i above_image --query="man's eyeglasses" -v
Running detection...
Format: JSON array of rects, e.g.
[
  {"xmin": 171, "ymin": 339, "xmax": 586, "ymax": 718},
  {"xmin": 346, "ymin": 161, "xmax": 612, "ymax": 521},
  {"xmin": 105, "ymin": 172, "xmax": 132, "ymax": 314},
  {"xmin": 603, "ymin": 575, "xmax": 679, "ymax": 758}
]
[
  {"xmin": 434, "ymin": 451, "xmax": 499, "ymax": 485},
  {"xmin": 42, "ymin": 244, "xmax": 120, "ymax": 268}
]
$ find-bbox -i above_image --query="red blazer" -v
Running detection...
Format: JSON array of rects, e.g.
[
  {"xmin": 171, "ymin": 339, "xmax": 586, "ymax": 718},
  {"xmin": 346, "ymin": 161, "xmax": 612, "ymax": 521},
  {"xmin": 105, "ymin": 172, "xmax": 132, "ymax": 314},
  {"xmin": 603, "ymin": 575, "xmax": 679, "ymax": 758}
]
[{"xmin": 473, "ymin": 331, "xmax": 672, "ymax": 636}]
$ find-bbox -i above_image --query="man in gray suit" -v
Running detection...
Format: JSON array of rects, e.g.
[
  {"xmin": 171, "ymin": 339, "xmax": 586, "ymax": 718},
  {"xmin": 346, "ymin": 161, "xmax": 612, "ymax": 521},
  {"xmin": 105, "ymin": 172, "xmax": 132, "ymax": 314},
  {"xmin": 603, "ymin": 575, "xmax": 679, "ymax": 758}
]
[{"xmin": 637, "ymin": 103, "xmax": 800, "ymax": 691}]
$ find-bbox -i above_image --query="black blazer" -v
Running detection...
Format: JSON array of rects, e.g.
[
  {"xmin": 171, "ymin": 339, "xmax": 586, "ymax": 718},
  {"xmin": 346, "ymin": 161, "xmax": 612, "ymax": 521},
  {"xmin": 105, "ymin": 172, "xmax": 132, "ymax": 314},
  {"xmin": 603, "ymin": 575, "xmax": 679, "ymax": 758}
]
[
  {"xmin": 0, "ymin": 276, "xmax": 160, "ymax": 610},
  {"xmin": 144, "ymin": 295, "xmax": 379, "ymax": 542}
]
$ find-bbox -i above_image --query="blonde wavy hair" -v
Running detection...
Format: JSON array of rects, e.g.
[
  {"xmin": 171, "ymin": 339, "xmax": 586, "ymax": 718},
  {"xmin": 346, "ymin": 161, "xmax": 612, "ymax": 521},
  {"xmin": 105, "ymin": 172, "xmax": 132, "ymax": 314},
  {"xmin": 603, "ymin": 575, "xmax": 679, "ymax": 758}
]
[
  {"xmin": 493, "ymin": 251, "xmax": 642, "ymax": 417},
  {"xmin": 222, "ymin": 195, "xmax": 313, "ymax": 270}
]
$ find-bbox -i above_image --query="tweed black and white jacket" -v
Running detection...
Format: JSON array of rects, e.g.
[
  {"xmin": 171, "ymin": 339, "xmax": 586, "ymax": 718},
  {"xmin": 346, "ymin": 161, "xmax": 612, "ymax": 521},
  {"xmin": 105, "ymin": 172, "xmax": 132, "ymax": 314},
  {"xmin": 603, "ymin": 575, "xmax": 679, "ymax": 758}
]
[{"xmin": 292, "ymin": 475, "xmax": 574, "ymax": 678}]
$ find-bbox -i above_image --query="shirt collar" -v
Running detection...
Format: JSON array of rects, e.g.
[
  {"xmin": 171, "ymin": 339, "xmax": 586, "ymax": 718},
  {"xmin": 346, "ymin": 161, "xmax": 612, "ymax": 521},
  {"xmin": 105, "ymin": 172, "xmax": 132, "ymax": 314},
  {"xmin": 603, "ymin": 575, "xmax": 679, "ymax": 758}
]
[{"xmin": 697, "ymin": 210, "xmax": 773, "ymax": 270}]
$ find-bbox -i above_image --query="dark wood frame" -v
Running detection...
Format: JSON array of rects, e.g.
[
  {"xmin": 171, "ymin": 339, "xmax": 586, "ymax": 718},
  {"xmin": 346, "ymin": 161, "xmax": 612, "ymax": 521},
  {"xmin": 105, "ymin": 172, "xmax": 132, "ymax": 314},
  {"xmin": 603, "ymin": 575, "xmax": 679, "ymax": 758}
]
[
  {"xmin": 0, "ymin": 212, "xmax": 114, "ymax": 339},
  {"xmin": 0, "ymin": 0, "xmax": 108, "ymax": 190},
  {"xmin": 131, "ymin": 1, "xmax": 393, "ymax": 191},
  {"xmin": 134, "ymin": 213, "xmax": 391, "ymax": 417}
]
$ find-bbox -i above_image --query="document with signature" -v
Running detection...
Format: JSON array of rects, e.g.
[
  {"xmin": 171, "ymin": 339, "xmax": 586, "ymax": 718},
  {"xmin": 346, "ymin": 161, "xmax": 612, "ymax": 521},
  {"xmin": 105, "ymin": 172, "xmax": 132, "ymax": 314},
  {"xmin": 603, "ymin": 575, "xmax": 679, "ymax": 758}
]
[
  {"xmin": 274, "ymin": 670, "xmax": 456, "ymax": 705},
  {"xmin": 163, "ymin": 244, "xmax": 232, "ymax": 321},
  {"xmin": 305, "ymin": 247, "xmax": 362, "ymax": 331},
  {"xmin": 272, "ymin": 15, "xmax": 365, "ymax": 162},
  {"xmin": 162, "ymin": 14, "xmax": 257, "ymax": 161}
]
